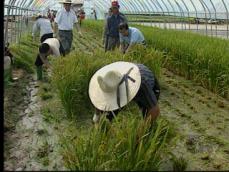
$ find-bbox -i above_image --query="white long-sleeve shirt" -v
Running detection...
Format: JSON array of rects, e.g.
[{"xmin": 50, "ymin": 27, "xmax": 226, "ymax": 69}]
[
  {"xmin": 32, "ymin": 18, "xmax": 53, "ymax": 38},
  {"xmin": 54, "ymin": 8, "xmax": 77, "ymax": 30}
]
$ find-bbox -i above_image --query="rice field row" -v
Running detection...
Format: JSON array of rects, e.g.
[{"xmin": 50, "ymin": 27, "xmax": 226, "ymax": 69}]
[
  {"xmin": 51, "ymin": 26, "xmax": 229, "ymax": 170},
  {"xmin": 4, "ymin": 21, "xmax": 229, "ymax": 171},
  {"xmin": 83, "ymin": 20, "xmax": 229, "ymax": 99}
]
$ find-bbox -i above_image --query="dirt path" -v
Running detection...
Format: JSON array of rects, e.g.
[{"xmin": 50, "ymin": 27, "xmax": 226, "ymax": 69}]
[{"xmin": 4, "ymin": 71, "xmax": 66, "ymax": 171}]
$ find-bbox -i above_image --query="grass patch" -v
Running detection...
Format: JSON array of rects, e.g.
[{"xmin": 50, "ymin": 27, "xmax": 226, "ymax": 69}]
[
  {"xmin": 40, "ymin": 92, "xmax": 53, "ymax": 100},
  {"xmin": 83, "ymin": 20, "xmax": 229, "ymax": 98},
  {"xmin": 60, "ymin": 113, "xmax": 170, "ymax": 171},
  {"xmin": 41, "ymin": 107, "xmax": 60, "ymax": 123},
  {"xmin": 171, "ymin": 154, "xmax": 188, "ymax": 171},
  {"xmin": 52, "ymin": 46, "xmax": 163, "ymax": 120},
  {"xmin": 9, "ymin": 34, "xmax": 39, "ymax": 74}
]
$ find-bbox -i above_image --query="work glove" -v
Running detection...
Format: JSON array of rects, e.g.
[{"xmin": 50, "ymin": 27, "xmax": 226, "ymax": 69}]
[
  {"xmin": 78, "ymin": 31, "xmax": 82, "ymax": 37},
  {"xmin": 32, "ymin": 33, "xmax": 35, "ymax": 41},
  {"xmin": 92, "ymin": 113, "xmax": 100, "ymax": 124}
]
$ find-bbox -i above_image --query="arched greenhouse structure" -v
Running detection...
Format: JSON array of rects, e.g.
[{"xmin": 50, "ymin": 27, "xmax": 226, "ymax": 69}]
[{"xmin": 4, "ymin": 0, "xmax": 229, "ymax": 171}]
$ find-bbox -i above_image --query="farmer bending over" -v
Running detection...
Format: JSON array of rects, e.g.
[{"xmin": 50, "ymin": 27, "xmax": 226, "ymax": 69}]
[
  {"xmin": 119, "ymin": 22, "xmax": 146, "ymax": 54},
  {"xmin": 35, "ymin": 38, "xmax": 65, "ymax": 80},
  {"xmin": 89, "ymin": 61, "xmax": 160, "ymax": 124},
  {"xmin": 32, "ymin": 13, "xmax": 54, "ymax": 42}
]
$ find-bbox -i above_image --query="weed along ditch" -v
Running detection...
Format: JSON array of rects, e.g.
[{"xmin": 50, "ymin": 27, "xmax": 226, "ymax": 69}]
[{"xmin": 4, "ymin": 20, "xmax": 229, "ymax": 171}]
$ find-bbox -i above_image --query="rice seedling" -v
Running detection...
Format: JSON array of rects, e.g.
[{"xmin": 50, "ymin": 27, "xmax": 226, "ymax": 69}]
[
  {"xmin": 52, "ymin": 45, "xmax": 163, "ymax": 120},
  {"xmin": 83, "ymin": 20, "xmax": 229, "ymax": 98},
  {"xmin": 60, "ymin": 111, "xmax": 170, "ymax": 171},
  {"xmin": 9, "ymin": 34, "xmax": 39, "ymax": 73},
  {"xmin": 170, "ymin": 153, "xmax": 188, "ymax": 171}
]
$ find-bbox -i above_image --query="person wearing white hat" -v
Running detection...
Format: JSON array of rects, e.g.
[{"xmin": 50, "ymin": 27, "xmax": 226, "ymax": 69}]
[
  {"xmin": 54, "ymin": 0, "xmax": 82, "ymax": 54},
  {"xmin": 89, "ymin": 61, "xmax": 160, "ymax": 124}
]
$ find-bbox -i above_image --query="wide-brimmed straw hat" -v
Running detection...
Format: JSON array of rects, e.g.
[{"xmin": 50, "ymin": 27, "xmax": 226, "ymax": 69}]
[
  {"xmin": 59, "ymin": 0, "xmax": 72, "ymax": 3},
  {"xmin": 89, "ymin": 61, "xmax": 141, "ymax": 111}
]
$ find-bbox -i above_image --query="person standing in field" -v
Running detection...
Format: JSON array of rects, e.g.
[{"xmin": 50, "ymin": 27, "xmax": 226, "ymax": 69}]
[
  {"xmin": 88, "ymin": 61, "xmax": 160, "ymax": 124},
  {"xmin": 32, "ymin": 13, "xmax": 54, "ymax": 42},
  {"xmin": 118, "ymin": 22, "xmax": 146, "ymax": 54},
  {"xmin": 102, "ymin": 7, "xmax": 112, "ymax": 50},
  {"xmin": 93, "ymin": 9, "xmax": 97, "ymax": 20},
  {"xmin": 54, "ymin": 0, "xmax": 82, "ymax": 54},
  {"xmin": 104, "ymin": 1, "xmax": 127, "ymax": 52}
]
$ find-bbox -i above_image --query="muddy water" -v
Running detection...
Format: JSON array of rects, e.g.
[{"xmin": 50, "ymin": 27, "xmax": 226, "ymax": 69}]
[{"xmin": 4, "ymin": 73, "xmax": 66, "ymax": 171}]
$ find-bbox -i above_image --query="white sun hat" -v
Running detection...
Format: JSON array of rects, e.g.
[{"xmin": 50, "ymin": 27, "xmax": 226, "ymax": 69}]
[
  {"xmin": 89, "ymin": 61, "xmax": 141, "ymax": 112},
  {"xmin": 59, "ymin": 0, "xmax": 72, "ymax": 3}
]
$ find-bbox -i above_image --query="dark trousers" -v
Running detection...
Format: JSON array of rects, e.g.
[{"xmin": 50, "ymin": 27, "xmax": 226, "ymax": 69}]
[
  {"xmin": 59, "ymin": 30, "xmax": 73, "ymax": 54},
  {"xmin": 106, "ymin": 36, "xmax": 120, "ymax": 52},
  {"xmin": 40, "ymin": 33, "xmax": 53, "ymax": 42},
  {"xmin": 35, "ymin": 33, "xmax": 53, "ymax": 80}
]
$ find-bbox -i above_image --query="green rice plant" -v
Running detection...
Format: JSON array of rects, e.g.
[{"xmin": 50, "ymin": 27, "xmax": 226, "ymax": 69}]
[
  {"xmin": 52, "ymin": 46, "xmax": 163, "ymax": 120},
  {"xmin": 170, "ymin": 153, "xmax": 188, "ymax": 171},
  {"xmin": 9, "ymin": 34, "xmax": 39, "ymax": 73},
  {"xmin": 83, "ymin": 20, "xmax": 229, "ymax": 98},
  {"xmin": 60, "ymin": 112, "xmax": 170, "ymax": 171}
]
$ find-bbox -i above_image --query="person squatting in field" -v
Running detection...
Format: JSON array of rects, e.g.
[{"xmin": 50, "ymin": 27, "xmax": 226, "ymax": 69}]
[
  {"xmin": 35, "ymin": 38, "xmax": 65, "ymax": 80},
  {"xmin": 118, "ymin": 22, "xmax": 146, "ymax": 54},
  {"xmin": 89, "ymin": 61, "xmax": 160, "ymax": 124}
]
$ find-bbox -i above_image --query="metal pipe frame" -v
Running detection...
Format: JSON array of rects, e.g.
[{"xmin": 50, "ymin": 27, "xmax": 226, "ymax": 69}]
[
  {"xmin": 150, "ymin": 0, "xmax": 161, "ymax": 28},
  {"xmin": 201, "ymin": 0, "xmax": 212, "ymax": 36},
  {"xmin": 190, "ymin": 0, "xmax": 198, "ymax": 31},
  {"xmin": 209, "ymin": 0, "xmax": 217, "ymax": 37},
  {"xmin": 199, "ymin": 0, "xmax": 208, "ymax": 36},
  {"xmin": 222, "ymin": 0, "xmax": 229, "ymax": 38},
  {"xmin": 161, "ymin": 0, "xmax": 171, "ymax": 29},
  {"xmin": 4, "ymin": 0, "xmax": 229, "ymax": 39},
  {"xmin": 181, "ymin": 0, "xmax": 190, "ymax": 30},
  {"xmin": 155, "ymin": 0, "xmax": 166, "ymax": 29},
  {"xmin": 175, "ymin": 0, "xmax": 185, "ymax": 30},
  {"xmin": 4, "ymin": 0, "xmax": 16, "ymax": 45},
  {"xmin": 145, "ymin": 0, "xmax": 157, "ymax": 27}
]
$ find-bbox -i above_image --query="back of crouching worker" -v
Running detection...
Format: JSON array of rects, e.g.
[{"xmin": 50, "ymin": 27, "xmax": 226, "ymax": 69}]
[
  {"xmin": 35, "ymin": 38, "xmax": 65, "ymax": 80},
  {"xmin": 89, "ymin": 61, "xmax": 160, "ymax": 124}
]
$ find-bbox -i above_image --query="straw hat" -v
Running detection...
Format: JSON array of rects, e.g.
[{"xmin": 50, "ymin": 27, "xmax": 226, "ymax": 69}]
[
  {"xmin": 59, "ymin": 0, "xmax": 72, "ymax": 3},
  {"xmin": 89, "ymin": 61, "xmax": 141, "ymax": 111}
]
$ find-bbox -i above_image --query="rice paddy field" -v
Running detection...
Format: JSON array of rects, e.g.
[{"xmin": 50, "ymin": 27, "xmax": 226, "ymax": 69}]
[{"xmin": 4, "ymin": 20, "xmax": 229, "ymax": 171}]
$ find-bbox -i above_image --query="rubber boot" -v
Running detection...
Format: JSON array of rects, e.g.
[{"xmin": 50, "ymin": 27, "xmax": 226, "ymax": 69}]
[{"xmin": 36, "ymin": 66, "xmax": 43, "ymax": 80}]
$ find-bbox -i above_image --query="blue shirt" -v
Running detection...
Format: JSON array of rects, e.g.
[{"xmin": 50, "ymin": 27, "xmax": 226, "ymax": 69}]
[
  {"xmin": 120, "ymin": 27, "xmax": 145, "ymax": 45},
  {"xmin": 107, "ymin": 14, "xmax": 127, "ymax": 37}
]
